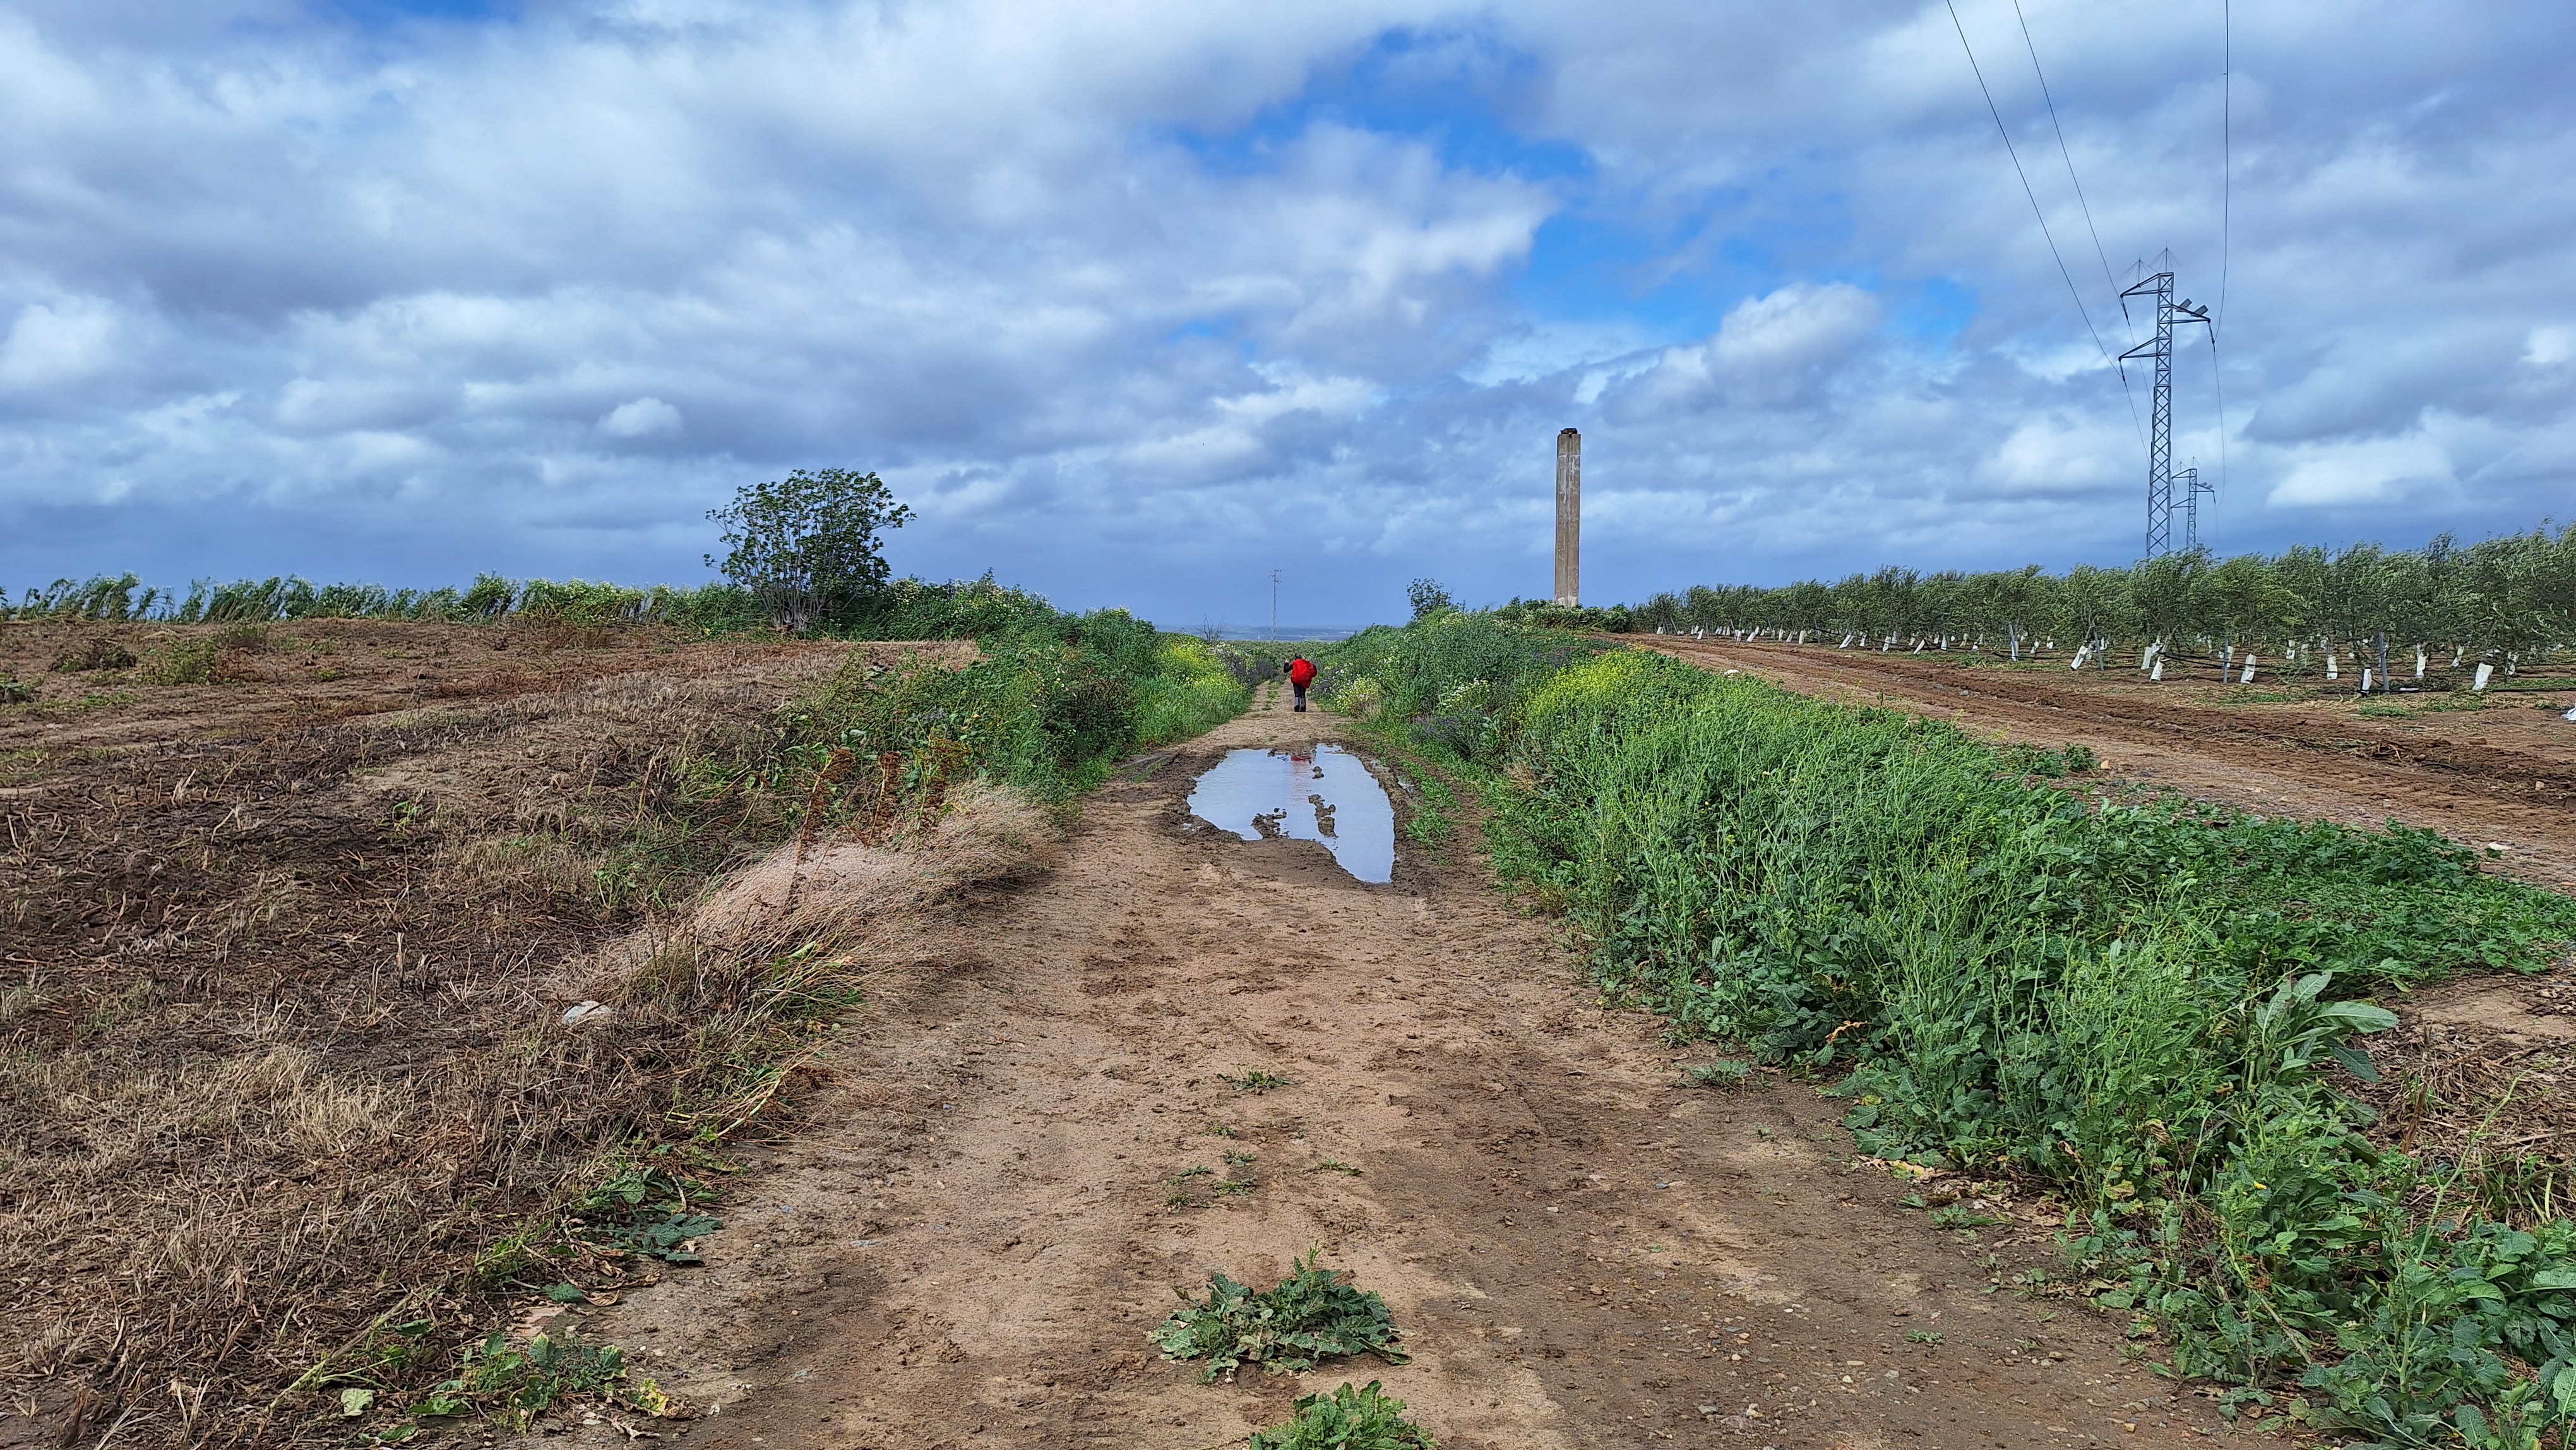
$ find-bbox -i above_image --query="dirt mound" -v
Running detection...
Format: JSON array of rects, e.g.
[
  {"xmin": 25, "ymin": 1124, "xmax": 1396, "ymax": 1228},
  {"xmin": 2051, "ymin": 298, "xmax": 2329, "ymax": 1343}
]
[{"xmin": 688, "ymin": 781, "xmax": 1048, "ymax": 950}]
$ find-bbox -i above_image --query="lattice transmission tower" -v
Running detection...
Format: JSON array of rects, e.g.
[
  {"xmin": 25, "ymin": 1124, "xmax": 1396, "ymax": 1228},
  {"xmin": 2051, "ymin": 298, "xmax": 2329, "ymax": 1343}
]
[
  {"xmin": 2178, "ymin": 465, "xmax": 2214, "ymax": 553},
  {"xmin": 2120, "ymin": 255, "xmax": 2212, "ymax": 558}
]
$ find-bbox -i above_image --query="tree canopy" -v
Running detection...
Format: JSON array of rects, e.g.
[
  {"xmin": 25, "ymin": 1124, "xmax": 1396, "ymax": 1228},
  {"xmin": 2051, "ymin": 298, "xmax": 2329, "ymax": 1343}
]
[{"xmin": 706, "ymin": 467, "xmax": 913, "ymax": 632}]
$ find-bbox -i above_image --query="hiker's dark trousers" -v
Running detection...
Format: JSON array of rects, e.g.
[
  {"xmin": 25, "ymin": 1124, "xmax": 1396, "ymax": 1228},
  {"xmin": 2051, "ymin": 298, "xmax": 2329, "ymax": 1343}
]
[{"xmin": 1292, "ymin": 683, "xmax": 1308, "ymax": 712}]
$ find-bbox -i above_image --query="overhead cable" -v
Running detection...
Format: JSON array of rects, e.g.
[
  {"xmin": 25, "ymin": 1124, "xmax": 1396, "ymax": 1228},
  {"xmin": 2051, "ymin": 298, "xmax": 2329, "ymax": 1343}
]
[
  {"xmin": 2216, "ymin": 0, "xmax": 2231, "ymax": 345},
  {"xmin": 2010, "ymin": 0, "xmax": 2125, "ymax": 323},
  {"xmin": 1945, "ymin": 0, "xmax": 2142, "ymax": 452},
  {"xmin": 2007, "ymin": 0, "xmax": 2146, "ymax": 442},
  {"xmin": 2212, "ymin": 0, "xmax": 2231, "ymax": 501}
]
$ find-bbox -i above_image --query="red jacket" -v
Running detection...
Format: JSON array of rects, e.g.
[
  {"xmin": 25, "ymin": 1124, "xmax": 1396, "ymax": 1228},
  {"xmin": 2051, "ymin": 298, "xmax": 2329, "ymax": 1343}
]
[{"xmin": 1288, "ymin": 657, "xmax": 1317, "ymax": 687}]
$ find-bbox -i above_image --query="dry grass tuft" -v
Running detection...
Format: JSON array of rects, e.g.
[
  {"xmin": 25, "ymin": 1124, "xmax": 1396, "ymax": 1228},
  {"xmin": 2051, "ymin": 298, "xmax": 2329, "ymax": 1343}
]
[{"xmin": 0, "ymin": 627, "xmax": 1034, "ymax": 1446}]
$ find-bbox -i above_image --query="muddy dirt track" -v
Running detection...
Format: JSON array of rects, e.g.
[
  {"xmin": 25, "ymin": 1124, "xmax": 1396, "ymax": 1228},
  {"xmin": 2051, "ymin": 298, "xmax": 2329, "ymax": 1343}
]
[
  {"xmin": 527, "ymin": 688, "xmax": 2227, "ymax": 1450},
  {"xmin": 1642, "ymin": 636, "xmax": 2576, "ymax": 893}
]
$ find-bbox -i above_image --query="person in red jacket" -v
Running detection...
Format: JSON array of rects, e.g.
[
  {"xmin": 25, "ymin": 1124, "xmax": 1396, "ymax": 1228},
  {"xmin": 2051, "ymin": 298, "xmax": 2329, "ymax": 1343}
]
[{"xmin": 1284, "ymin": 655, "xmax": 1317, "ymax": 712}]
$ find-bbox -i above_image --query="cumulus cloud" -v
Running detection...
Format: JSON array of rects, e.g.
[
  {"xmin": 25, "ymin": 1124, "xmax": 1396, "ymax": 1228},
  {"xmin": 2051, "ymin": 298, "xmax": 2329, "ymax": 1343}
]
[
  {"xmin": 599, "ymin": 397, "xmax": 685, "ymax": 438},
  {"xmin": 2267, "ymin": 432, "xmax": 2455, "ymax": 508},
  {"xmin": 0, "ymin": 0, "xmax": 2570, "ymax": 624},
  {"xmin": 0, "ymin": 296, "xmax": 124, "ymax": 390}
]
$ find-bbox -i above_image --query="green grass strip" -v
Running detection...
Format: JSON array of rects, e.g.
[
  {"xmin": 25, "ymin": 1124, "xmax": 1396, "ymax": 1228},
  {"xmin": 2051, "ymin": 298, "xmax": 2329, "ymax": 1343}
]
[{"xmin": 1320, "ymin": 614, "xmax": 2576, "ymax": 1441}]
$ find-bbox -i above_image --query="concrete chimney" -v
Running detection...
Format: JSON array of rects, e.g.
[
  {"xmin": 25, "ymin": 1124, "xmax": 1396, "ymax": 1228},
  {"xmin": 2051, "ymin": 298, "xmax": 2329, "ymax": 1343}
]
[{"xmin": 1553, "ymin": 428, "xmax": 1581, "ymax": 606}]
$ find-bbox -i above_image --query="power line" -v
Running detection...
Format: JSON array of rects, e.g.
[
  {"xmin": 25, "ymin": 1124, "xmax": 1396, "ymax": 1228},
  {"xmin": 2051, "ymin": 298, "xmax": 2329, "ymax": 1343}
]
[
  {"xmin": 2004, "ymin": 0, "xmax": 2145, "ymax": 448},
  {"xmin": 1942, "ymin": 0, "xmax": 2121, "ymax": 377},
  {"xmin": 2010, "ymin": 0, "xmax": 2123, "ymax": 313},
  {"xmin": 2210, "ymin": 327, "xmax": 2227, "ymax": 520},
  {"xmin": 2212, "ymin": 0, "xmax": 2231, "ymax": 509},
  {"xmin": 2216, "ymin": 0, "xmax": 2231, "ymax": 344}
]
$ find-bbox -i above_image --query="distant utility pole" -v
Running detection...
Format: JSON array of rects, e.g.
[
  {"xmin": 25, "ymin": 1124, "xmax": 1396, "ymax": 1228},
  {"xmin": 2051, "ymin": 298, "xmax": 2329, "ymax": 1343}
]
[
  {"xmin": 2178, "ymin": 465, "xmax": 2214, "ymax": 553},
  {"xmin": 2120, "ymin": 256, "xmax": 2212, "ymax": 559},
  {"xmin": 1554, "ymin": 428, "xmax": 1582, "ymax": 606},
  {"xmin": 1269, "ymin": 569, "xmax": 1279, "ymax": 642}
]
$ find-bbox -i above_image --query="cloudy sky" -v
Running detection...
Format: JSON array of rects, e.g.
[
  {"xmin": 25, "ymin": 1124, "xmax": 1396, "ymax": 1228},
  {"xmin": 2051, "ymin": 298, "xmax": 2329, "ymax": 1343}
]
[{"xmin": 1, "ymin": 0, "xmax": 2568, "ymax": 628}]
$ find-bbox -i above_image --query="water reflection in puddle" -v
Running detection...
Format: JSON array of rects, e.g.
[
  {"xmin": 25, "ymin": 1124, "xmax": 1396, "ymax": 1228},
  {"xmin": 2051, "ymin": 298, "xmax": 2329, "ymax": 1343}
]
[{"xmin": 1187, "ymin": 743, "xmax": 1396, "ymax": 884}]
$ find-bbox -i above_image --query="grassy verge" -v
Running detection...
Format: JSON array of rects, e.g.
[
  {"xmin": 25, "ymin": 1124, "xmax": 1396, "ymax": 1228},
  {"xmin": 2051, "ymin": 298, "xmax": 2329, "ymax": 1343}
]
[{"xmin": 1322, "ymin": 612, "xmax": 2576, "ymax": 1443}]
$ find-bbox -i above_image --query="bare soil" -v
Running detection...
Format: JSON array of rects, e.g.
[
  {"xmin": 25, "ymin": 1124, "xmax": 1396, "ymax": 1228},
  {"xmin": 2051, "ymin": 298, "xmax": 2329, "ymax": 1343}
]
[
  {"xmin": 0, "ymin": 621, "xmax": 980, "ymax": 1445},
  {"xmin": 522, "ymin": 687, "xmax": 2230, "ymax": 1449}
]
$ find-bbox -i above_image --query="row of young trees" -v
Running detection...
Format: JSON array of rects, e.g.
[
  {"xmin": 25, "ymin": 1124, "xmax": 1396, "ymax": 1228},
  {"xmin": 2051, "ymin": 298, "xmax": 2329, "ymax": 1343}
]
[{"xmin": 1628, "ymin": 525, "xmax": 2576, "ymax": 665}]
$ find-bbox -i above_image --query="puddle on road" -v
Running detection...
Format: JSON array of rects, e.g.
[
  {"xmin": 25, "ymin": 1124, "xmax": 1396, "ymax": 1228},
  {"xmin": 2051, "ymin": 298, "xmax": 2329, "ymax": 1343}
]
[{"xmin": 1187, "ymin": 743, "xmax": 1396, "ymax": 884}]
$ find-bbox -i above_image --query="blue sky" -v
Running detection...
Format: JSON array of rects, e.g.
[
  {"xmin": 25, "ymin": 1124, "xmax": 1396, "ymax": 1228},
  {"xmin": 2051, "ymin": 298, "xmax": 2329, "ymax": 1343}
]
[{"xmin": 3, "ymin": 0, "xmax": 2572, "ymax": 629}]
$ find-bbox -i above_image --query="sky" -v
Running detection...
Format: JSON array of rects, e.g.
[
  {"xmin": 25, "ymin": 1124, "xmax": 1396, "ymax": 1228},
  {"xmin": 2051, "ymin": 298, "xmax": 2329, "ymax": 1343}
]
[{"xmin": 1, "ymin": 0, "xmax": 2571, "ymax": 631}]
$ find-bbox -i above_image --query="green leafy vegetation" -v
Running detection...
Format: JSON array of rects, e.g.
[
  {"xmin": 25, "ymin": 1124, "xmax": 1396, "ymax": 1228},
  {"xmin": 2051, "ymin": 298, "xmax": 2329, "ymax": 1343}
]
[
  {"xmin": 2, "ymin": 569, "xmax": 764, "ymax": 630},
  {"xmin": 1222, "ymin": 1069, "xmax": 1292, "ymax": 1093},
  {"xmin": 1320, "ymin": 612, "xmax": 2576, "ymax": 1441},
  {"xmin": 1406, "ymin": 577, "xmax": 1457, "ymax": 620},
  {"xmin": 48, "ymin": 635, "xmax": 137, "ymax": 672},
  {"xmin": 781, "ymin": 594, "xmax": 1244, "ymax": 808},
  {"xmin": 1682, "ymin": 1059, "xmax": 1755, "ymax": 1089},
  {"xmin": 413, "ymin": 1327, "xmax": 675, "ymax": 1431},
  {"xmin": 1249, "ymin": 1381, "xmax": 1436, "ymax": 1450},
  {"xmin": 564, "ymin": 1166, "xmax": 725, "ymax": 1264},
  {"xmin": 1152, "ymin": 1252, "xmax": 1408, "ymax": 1380},
  {"xmin": 1609, "ymin": 524, "xmax": 2576, "ymax": 685},
  {"xmin": 705, "ymin": 466, "xmax": 914, "ymax": 632}
]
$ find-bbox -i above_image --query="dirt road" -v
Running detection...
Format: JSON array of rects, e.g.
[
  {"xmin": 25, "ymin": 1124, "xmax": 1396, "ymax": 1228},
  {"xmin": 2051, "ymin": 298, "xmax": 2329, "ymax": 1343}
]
[
  {"xmin": 534, "ymin": 689, "xmax": 2226, "ymax": 1449},
  {"xmin": 1642, "ymin": 635, "xmax": 2576, "ymax": 892}
]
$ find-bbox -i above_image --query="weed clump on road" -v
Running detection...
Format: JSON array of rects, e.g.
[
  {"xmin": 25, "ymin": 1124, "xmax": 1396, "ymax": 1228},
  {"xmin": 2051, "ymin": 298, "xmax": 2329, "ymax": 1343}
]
[
  {"xmin": 1250, "ymin": 1381, "xmax": 1436, "ymax": 1449},
  {"xmin": 1681, "ymin": 1059, "xmax": 1755, "ymax": 1089},
  {"xmin": 1321, "ymin": 611, "xmax": 2576, "ymax": 1441},
  {"xmin": 1152, "ymin": 1253, "xmax": 1409, "ymax": 1380}
]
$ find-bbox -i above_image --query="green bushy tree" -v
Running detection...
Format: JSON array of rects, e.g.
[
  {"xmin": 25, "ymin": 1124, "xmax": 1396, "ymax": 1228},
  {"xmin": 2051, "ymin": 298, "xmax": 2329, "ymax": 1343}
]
[
  {"xmin": 1407, "ymin": 578, "xmax": 1458, "ymax": 621},
  {"xmin": 706, "ymin": 468, "xmax": 914, "ymax": 633}
]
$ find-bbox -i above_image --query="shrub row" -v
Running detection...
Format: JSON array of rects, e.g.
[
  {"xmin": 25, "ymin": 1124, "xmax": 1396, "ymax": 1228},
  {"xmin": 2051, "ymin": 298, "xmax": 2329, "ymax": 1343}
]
[
  {"xmin": 788, "ymin": 602, "xmax": 1244, "ymax": 806},
  {"xmin": 1324, "ymin": 611, "xmax": 2576, "ymax": 1443},
  {"xmin": 0, "ymin": 572, "xmax": 759, "ymax": 628}
]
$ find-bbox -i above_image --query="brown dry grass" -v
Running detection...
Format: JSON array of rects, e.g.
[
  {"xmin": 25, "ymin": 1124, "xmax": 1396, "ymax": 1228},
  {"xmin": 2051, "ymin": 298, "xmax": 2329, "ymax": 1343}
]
[
  {"xmin": 2354, "ymin": 964, "xmax": 2576, "ymax": 1225},
  {"xmin": 0, "ymin": 623, "xmax": 1015, "ymax": 1447}
]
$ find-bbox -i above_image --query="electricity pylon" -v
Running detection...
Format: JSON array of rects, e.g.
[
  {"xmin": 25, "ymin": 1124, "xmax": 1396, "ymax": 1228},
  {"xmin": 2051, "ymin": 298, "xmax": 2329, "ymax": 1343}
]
[
  {"xmin": 2178, "ymin": 465, "xmax": 2214, "ymax": 553},
  {"xmin": 2120, "ymin": 258, "xmax": 2212, "ymax": 558}
]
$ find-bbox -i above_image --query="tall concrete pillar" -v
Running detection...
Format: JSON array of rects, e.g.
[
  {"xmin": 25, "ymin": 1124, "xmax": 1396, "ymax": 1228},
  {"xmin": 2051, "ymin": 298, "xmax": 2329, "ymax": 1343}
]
[{"xmin": 1554, "ymin": 428, "xmax": 1581, "ymax": 606}]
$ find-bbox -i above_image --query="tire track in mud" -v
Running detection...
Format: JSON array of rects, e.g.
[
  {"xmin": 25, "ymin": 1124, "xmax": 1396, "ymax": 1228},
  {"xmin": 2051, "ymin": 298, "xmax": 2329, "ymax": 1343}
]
[
  {"xmin": 526, "ymin": 692, "xmax": 2226, "ymax": 1449},
  {"xmin": 1645, "ymin": 636, "xmax": 2576, "ymax": 892}
]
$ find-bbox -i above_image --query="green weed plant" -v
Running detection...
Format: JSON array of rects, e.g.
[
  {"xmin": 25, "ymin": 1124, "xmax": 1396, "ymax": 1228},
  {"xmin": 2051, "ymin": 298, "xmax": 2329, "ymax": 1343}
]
[
  {"xmin": 1249, "ymin": 1381, "xmax": 1436, "ymax": 1449},
  {"xmin": 415, "ymin": 1327, "xmax": 673, "ymax": 1431},
  {"xmin": 1152, "ymin": 1253, "xmax": 1408, "ymax": 1380},
  {"xmin": 1319, "ymin": 616, "xmax": 2576, "ymax": 1442},
  {"xmin": 564, "ymin": 1166, "xmax": 724, "ymax": 1265}
]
